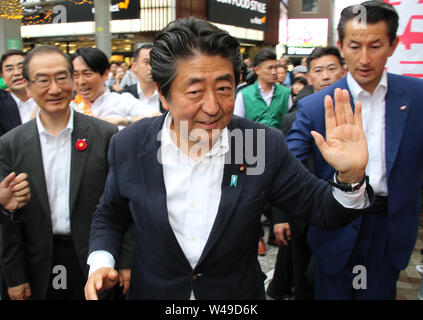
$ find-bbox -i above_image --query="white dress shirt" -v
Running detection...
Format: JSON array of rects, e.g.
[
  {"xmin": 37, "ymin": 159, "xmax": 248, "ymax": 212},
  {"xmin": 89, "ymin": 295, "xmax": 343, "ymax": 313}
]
[
  {"xmin": 137, "ymin": 82, "xmax": 161, "ymax": 113},
  {"xmin": 36, "ymin": 108, "xmax": 74, "ymax": 235},
  {"xmin": 233, "ymin": 83, "xmax": 275, "ymax": 118},
  {"xmin": 87, "ymin": 112, "xmax": 368, "ymax": 275},
  {"xmin": 87, "ymin": 88, "xmax": 156, "ymax": 120},
  {"xmin": 10, "ymin": 93, "xmax": 37, "ymax": 124},
  {"xmin": 347, "ymin": 71, "xmax": 388, "ymax": 196}
]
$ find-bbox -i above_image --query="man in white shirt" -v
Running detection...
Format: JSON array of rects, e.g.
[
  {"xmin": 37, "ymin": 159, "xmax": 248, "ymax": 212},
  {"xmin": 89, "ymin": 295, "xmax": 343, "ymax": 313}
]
[
  {"xmin": 0, "ymin": 45, "xmax": 133, "ymax": 300},
  {"xmin": 84, "ymin": 17, "xmax": 373, "ymax": 300},
  {"xmin": 287, "ymin": 1, "xmax": 423, "ymax": 299},
  {"xmin": 0, "ymin": 50, "xmax": 37, "ymax": 126},
  {"xmin": 70, "ymin": 47, "xmax": 160, "ymax": 130},
  {"xmin": 119, "ymin": 44, "xmax": 162, "ymax": 113}
]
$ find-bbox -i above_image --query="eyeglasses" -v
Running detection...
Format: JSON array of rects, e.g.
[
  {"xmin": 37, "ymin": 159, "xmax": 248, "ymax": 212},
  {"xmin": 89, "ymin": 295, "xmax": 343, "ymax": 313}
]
[{"xmin": 30, "ymin": 72, "xmax": 72, "ymax": 88}]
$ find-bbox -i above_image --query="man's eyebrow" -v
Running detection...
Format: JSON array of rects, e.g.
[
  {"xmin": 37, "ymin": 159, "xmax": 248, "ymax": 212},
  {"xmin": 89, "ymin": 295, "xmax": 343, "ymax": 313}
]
[
  {"xmin": 34, "ymin": 70, "xmax": 69, "ymax": 77},
  {"xmin": 216, "ymin": 74, "xmax": 234, "ymax": 82},
  {"xmin": 184, "ymin": 77, "xmax": 205, "ymax": 87}
]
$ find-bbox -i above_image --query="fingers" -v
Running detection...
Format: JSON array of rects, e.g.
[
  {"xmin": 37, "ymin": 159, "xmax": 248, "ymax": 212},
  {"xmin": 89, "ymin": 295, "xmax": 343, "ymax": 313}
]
[
  {"xmin": 334, "ymin": 88, "xmax": 346, "ymax": 126},
  {"xmin": 0, "ymin": 172, "xmax": 16, "ymax": 188},
  {"xmin": 343, "ymin": 89, "xmax": 355, "ymax": 125},
  {"xmin": 324, "ymin": 94, "xmax": 336, "ymax": 132},
  {"xmin": 85, "ymin": 274, "xmax": 100, "ymax": 300},
  {"xmin": 354, "ymin": 100, "xmax": 363, "ymax": 129},
  {"xmin": 311, "ymin": 131, "xmax": 327, "ymax": 153}
]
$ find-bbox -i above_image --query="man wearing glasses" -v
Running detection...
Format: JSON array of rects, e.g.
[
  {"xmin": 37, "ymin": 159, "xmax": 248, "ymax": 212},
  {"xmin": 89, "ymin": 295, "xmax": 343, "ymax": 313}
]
[{"xmin": 0, "ymin": 45, "xmax": 132, "ymax": 300}]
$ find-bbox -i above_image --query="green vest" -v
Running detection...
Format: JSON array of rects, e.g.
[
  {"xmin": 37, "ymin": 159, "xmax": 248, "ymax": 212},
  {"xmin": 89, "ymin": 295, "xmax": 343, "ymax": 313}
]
[{"xmin": 242, "ymin": 81, "xmax": 290, "ymax": 129}]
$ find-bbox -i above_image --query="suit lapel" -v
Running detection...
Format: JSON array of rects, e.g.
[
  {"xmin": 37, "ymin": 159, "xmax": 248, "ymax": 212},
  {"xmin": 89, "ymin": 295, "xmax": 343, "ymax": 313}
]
[
  {"xmin": 138, "ymin": 116, "xmax": 192, "ymax": 269},
  {"xmin": 24, "ymin": 120, "xmax": 51, "ymax": 226},
  {"xmin": 69, "ymin": 113, "xmax": 90, "ymax": 215},
  {"xmin": 384, "ymin": 75, "xmax": 410, "ymax": 180},
  {"xmin": 196, "ymin": 124, "xmax": 246, "ymax": 267}
]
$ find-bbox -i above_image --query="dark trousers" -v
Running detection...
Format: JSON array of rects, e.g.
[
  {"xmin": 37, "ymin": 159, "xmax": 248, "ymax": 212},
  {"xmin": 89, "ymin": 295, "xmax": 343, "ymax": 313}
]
[
  {"xmin": 269, "ymin": 226, "xmax": 313, "ymax": 299},
  {"xmin": 45, "ymin": 236, "xmax": 86, "ymax": 300},
  {"xmin": 314, "ymin": 212, "xmax": 400, "ymax": 300}
]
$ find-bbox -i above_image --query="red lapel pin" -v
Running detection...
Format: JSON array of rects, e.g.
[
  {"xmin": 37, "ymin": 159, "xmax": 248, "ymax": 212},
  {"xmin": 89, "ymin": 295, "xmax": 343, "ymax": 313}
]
[
  {"xmin": 76, "ymin": 139, "xmax": 87, "ymax": 151},
  {"xmin": 239, "ymin": 164, "xmax": 246, "ymax": 172}
]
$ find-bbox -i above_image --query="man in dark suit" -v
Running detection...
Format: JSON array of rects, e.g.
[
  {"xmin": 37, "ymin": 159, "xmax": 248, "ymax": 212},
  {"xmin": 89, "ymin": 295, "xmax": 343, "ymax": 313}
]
[
  {"xmin": 0, "ymin": 50, "xmax": 37, "ymax": 137},
  {"xmin": 85, "ymin": 17, "xmax": 373, "ymax": 300},
  {"xmin": 0, "ymin": 45, "xmax": 132, "ymax": 300},
  {"xmin": 267, "ymin": 46, "xmax": 346, "ymax": 300},
  {"xmin": 119, "ymin": 44, "xmax": 164, "ymax": 113},
  {"xmin": 287, "ymin": 1, "xmax": 423, "ymax": 299}
]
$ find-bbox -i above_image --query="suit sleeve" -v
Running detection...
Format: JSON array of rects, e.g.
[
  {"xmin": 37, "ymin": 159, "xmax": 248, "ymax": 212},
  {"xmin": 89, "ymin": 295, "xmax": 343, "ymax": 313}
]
[
  {"xmin": 89, "ymin": 135, "xmax": 134, "ymax": 265},
  {"xmin": 267, "ymin": 129, "xmax": 371, "ymax": 229},
  {"xmin": 285, "ymin": 99, "xmax": 315, "ymax": 161},
  {"xmin": 0, "ymin": 136, "xmax": 28, "ymax": 287}
]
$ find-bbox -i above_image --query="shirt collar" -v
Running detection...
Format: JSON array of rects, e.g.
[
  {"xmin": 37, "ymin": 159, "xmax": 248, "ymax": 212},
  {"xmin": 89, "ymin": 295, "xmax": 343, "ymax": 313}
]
[
  {"xmin": 161, "ymin": 112, "xmax": 229, "ymax": 162},
  {"xmin": 347, "ymin": 70, "xmax": 388, "ymax": 101},
  {"xmin": 89, "ymin": 88, "xmax": 110, "ymax": 107},
  {"xmin": 36, "ymin": 107, "xmax": 74, "ymax": 136},
  {"xmin": 257, "ymin": 81, "xmax": 275, "ymax": 96},
  {"xmin": 137, "ymin": 82, "xmax": 159, "ymax": 100}
]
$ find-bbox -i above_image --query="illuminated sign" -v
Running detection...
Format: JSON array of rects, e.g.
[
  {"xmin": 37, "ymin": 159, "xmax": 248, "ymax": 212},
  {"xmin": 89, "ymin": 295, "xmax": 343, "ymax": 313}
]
[
  {"xmin": 22, "ymin": 0, "xmax": 140, "ymax": 25},
  {"xmin": 207, "ymin": 0, "xmax": 267, "ymax": 31},
  {"xmin": 287, "ymin": 18, "xmax": 328, "ymax": 47}
]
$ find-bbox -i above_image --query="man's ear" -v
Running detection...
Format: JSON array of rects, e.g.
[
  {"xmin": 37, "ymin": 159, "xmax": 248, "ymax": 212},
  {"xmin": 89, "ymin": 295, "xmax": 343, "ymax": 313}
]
[
  {"xmin": 103, "ymin": 69, "xmax": 110, "ymax": 83},
  {"xmin": 337, "ymin": 39, "xmax": 345, "ymax": 58},
  {"xmin": 156, "ymin": 83, "xmax": 169, "ymax": 110}
]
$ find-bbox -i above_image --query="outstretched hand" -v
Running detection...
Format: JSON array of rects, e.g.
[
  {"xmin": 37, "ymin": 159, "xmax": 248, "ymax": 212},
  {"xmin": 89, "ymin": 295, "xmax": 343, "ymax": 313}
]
[{"xmin": 311, "ymin": 88, "xmax": 368, "ymax": 184}]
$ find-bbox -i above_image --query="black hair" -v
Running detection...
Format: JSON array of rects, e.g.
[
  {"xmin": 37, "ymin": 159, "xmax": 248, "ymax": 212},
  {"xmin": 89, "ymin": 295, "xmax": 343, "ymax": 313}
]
[
  {"xmin": 240, "ymin": 62, "xmax": 249, "ymax": 82},
  {"xmin": 71, "ymin": 47, "xmax": 110, "ymax": 76},
  {"xmin": 1, "ymin": 49, "xmax": 26, "ymax": 73},
  {"xmin": 338, "ymin": 1, "xmax": 399, "ymax": 45},
  {"xmin": 22, "ymin": 45, "xmax": 73, "ymax": 81},
  {"xmin": 150, "ymin": 17, "xmax": 242, "ymax": 100},
  {"xmin": 307, "ymin": 46, "xmax": 344, "ymax": 70},
  {"xmin": 291, "ymin": 76, "xmax": 308, "ymax": 87},
  {"xmin": 253, "ymin": 48, "xmax": 276, "ymax": 67},
  {"xmin": 133, "ymin": 43, "xmax": 153, "ymax": 62}
]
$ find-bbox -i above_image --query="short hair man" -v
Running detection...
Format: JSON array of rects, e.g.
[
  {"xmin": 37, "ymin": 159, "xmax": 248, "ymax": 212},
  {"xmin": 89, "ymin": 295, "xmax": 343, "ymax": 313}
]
[
  {"xmin": 85, "ymin": 17, "xmax": 373, "ymax": 300},
  {"xmin": 0, "ymin": 45, "xmax": 133, "ymax": 300},
  {"xmin": 119, "ymin": 44, "xmax": 163, "ymax": 113},
  {"xmin": 268, "ymin": 46, "xmax": 346, "ymax": 300},
  {"xmin": 71, "ymin": 47, "xmax": 159, "ymax": 129},
  {"xmin": 0, "ymin": 50, "xmax": 37, "ymax": 136},
  {"xmin": 287, "ymin": 1, "xmax": 423, "ymax": 299},
  {"xmin": 233, "ymin": 48, "xmax": 290, "ymax": 129}
]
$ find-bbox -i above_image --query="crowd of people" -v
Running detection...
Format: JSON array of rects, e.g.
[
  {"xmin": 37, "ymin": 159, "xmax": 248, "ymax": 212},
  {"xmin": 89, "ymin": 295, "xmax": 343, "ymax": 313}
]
[{"xmin": 0, "ymin": 1, "xmax": 422, "ymax": 301}]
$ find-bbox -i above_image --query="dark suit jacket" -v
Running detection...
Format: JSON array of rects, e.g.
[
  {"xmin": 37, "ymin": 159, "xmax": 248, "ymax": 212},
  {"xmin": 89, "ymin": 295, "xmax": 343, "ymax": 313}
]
[
  {"xmin": 89, "ymin": 113, "xmax": 373, "ymax": 299},
  {"xmin": 119, "ymin": 84, "xmax": 165, "ymax": 113},
  {"xmin": 0, "ymin": 111, "xmax": 133, "ymax": 299},
  {"xmin": 287, "ymin": 74, "xmax": 423, "ymax": 274},
  {"xmin": 0, "ymin": 90, "xmax": 21, "ymax": 137}
]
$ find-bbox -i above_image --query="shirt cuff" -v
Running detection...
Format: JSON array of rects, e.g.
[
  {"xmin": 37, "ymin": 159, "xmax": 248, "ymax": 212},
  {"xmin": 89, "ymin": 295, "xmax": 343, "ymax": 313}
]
[
  {"xmin": 87, "ymin": 250, "xmax": 115, "ymax": 276},
  {"xmin": 332, "ymin": 177, "xmax": 369, "ymax": 209}
]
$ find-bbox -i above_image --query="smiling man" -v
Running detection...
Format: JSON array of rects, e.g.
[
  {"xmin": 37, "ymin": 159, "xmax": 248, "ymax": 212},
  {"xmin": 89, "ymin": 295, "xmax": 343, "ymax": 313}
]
[
  {"xmin": 287, "ymin": 1, "xmax": 423, "ymax": 299},
  {"xmin": 84, "ymin": 17, "xmax": 375, "ymax": 300},
  {"xmin": 71, "ymin": 47, "xmax": 159, "ymax": 130},
  {"xmin": 0, "ymin": 45, "xmax": 134, "ymax": 300},
  {"xmin": 0, "ymin": 50, "xmax": 37, "ymax": 136}
]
